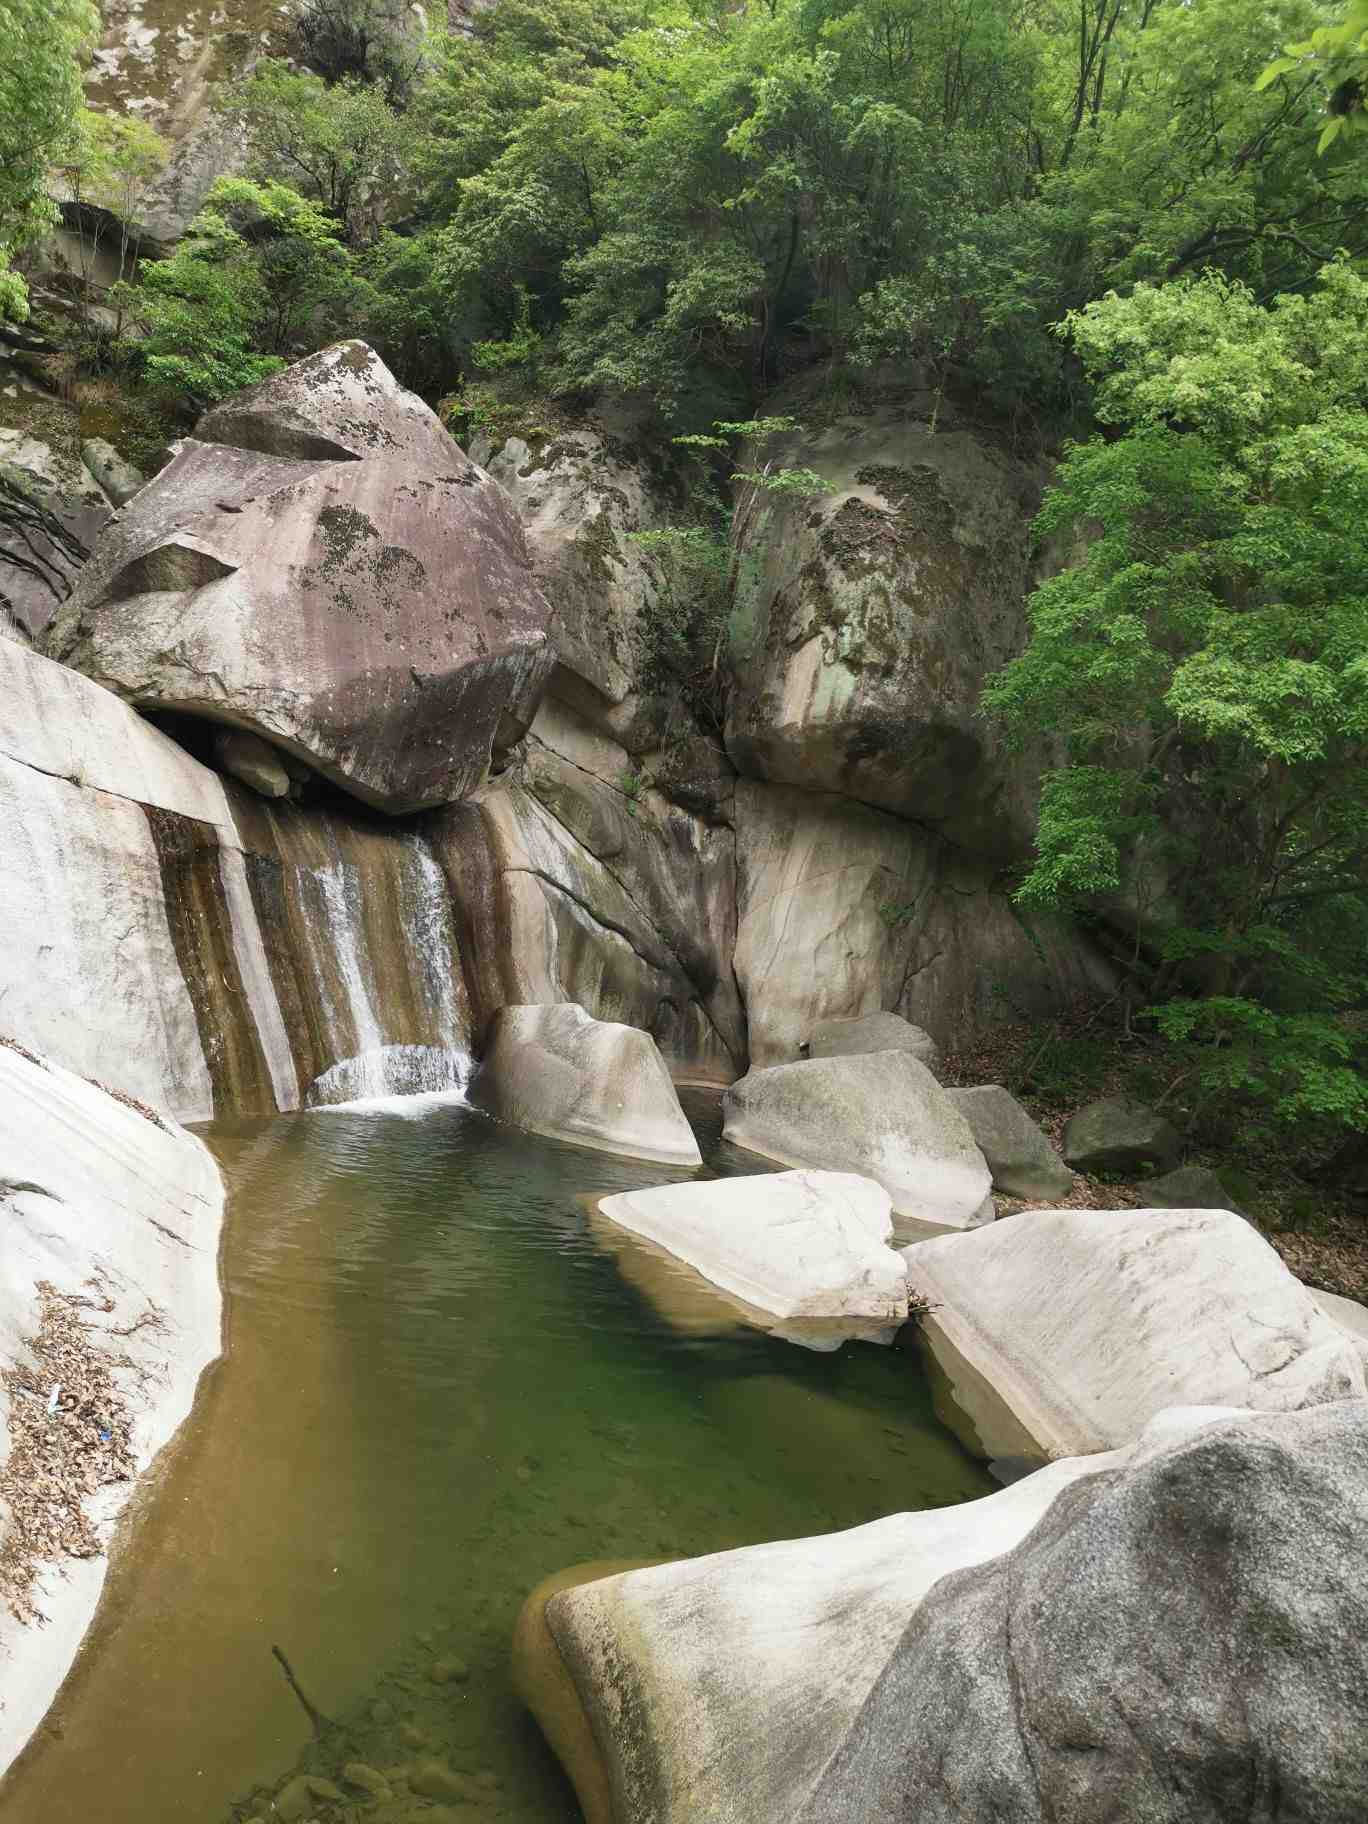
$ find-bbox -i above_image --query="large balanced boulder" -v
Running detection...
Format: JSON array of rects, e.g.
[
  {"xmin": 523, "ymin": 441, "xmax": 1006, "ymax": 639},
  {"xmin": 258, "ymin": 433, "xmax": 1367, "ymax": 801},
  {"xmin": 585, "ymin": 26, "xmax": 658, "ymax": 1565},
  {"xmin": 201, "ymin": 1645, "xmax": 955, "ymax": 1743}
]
[
  {"xmin": 722, "ymin": 1053, "xmax": 991, "ymax": 1237},
  {"xmin": 1062, "ymin": 1093, "xmax": 1181, "ymax": 1175},
  {"xmin": 904, "ymin": 1206, "xmax": 1368, "ymax": 1462},
  {"xmin": 596, "ymin": 1170, "xmax": 908, "ymax": 1322},
  {"xmin": 47, "ymin": 343, "xmax": 555, "ymax": 814},
  {"xmin": 470, "ymin": 1002, "xmax": 702, "ymax": 1166},
  {"xmin": 806, "ymin": 1011, "xmax": 939, "ymax": 1072},
  {"xmin": 534, "ymin": 1404, "xmax": 1368, "ymax": 1824},
  {"xmin": 0, "ymin": 1043, "xmax": 223, "ymax": 1775},
  {"xmin": 946, "ymin": 1085, "xmax": 1073, "ymax": 1201}
]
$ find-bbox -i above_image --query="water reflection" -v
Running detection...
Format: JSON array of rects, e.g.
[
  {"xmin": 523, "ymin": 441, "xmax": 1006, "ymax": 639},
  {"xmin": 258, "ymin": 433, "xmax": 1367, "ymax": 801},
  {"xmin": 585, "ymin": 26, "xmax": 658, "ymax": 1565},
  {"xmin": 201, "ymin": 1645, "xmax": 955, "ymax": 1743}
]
[{"xmin": 1, "ymin": 1092, "xmax": 990, "ymax": 1824}]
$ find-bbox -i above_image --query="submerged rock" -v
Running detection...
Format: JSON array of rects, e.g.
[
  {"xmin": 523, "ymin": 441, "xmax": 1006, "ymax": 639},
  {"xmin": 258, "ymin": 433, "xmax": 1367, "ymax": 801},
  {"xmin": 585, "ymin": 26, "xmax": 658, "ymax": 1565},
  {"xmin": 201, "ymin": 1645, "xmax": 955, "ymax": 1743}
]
[
  {"xmin": 596, "ymin": 1170, "xmax": 908, "ymax": 1321},
  {"xmin": 945, "ymin": 1085, "xmax": 1073, "ymax": 1201},
  {"xmin": 469, "ymin": 1002, "xmax": 702, "ymax": 1167},
  {"xmin": 722, "ymin": 1053, "xmax": 991, "ymax": 1237},
  {"xmin": 904, "ymin": 1206, "xmax": 1368, "ymax": 1462},
  {"xmin": 48, "ymin": 343, "xmax": 555, "ymax": 814},
  {"xmin": 1062, "ymin": 1094, "xmax": 1181, "ymax": 1175},
  {"xmin": 535, "ymin": 1406, "xmax": 1368, "ymax": 1824},
  {"xmin": 806, "ymin": 1011, "xmax": 939, "ymax": 1071}
]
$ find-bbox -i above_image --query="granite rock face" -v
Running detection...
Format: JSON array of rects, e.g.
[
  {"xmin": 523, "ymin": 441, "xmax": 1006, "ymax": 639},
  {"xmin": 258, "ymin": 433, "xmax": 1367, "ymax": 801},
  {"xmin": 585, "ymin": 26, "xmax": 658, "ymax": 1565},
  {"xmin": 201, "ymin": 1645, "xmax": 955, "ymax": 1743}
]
[
  {"xmin": 47, "ymin": 343, "xmax": 555, "ymax": 814},
  {"xmin": 723, "ymin": 1052, "xmax": 992, "ymax": 1236},
  {"xmin": 725, "ymin": 400, "xmax": 1049, "ymax": 853},
  {"xmin": 0, "ymin": 1044, "xmax": 223, "ymax": 1776},
  {"xmin": 806, "ymin": 1012, "xmax": 940, "ymax": 1071},
  {"xmin": 905, "ymin": 1206, "xmax": 1368, "ymax": 1461},
  {"xmin": 538, "ymin": 1406, "xmax": 1368, "ymax": 1824},
  {"xmin": 1062, "ymin": 1094, "xmax": 1182, "ymax": 1175},
  {"xmin": 0, "ymin": 430, "xmax": 111, "ymax": 644},
  {"xmin": 596, "ymin": 1170, "xmax": 908, "ymax": 1321},
  {"xmin": 946, "ymin": 1085, "xmax": 1073, "ymax": 1201},
  {"xmin": 469, "ymin": 1002, "xmax": 702, "ymax": 1166},
  {"xmin": 801, "ymin": 1403, "xmax": 1368, "ymax": 1824}
]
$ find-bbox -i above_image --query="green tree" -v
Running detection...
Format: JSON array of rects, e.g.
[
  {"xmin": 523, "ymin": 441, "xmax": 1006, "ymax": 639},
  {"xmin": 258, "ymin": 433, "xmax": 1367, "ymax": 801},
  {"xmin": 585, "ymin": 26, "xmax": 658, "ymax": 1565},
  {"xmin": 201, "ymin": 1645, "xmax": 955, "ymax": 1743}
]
[
  {"xmin": 219, "ymin": 59, "xmax": 411, "ymax": 244},
  {"xmin": 115, "ymin": 179, "xmax": 368, "ymax": 402},
  {"xmin": 58, "ymin": 111, "xmax": 169, "ymax": 336},
  {"xmin": 0, "ymin": 0, "xmax": 98, "ymax": 320},
  {"xmin": 984, "ymin": 263, "xmax": 1368, "ymax": 1140}
]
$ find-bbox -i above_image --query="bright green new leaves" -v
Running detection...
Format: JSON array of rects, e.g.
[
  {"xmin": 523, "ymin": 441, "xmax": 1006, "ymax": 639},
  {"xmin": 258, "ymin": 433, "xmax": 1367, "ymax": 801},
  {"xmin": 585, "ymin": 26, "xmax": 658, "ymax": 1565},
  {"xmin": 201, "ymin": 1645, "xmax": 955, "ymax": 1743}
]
[
  {"xmin": 0, "ymin": 0, "xmax": 98, "ymax": 318},
  {"xmin": 986, "ymin": 264, "xmax": 1368, "ymax": 1134},
  {"xmin": 1257, "ymin": 0, "xmax": 1368, "ymax": 153}
]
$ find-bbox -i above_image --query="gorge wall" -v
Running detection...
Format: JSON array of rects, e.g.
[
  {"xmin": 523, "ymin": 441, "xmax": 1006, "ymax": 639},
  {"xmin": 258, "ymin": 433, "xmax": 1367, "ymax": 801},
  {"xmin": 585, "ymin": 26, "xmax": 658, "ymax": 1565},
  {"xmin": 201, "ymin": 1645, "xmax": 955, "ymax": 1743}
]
[{"xmin": 1, "ymin": 354, "xmax": 1108, "ymax": 1123}]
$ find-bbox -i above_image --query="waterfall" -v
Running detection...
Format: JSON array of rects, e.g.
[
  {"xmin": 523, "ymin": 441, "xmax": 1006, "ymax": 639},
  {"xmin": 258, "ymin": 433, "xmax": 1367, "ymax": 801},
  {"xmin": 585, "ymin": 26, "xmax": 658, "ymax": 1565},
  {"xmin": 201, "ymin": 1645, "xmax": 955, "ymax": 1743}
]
[{"xmin": 300, "ymin": 832, "xmax": 473, "ymax": 1111}]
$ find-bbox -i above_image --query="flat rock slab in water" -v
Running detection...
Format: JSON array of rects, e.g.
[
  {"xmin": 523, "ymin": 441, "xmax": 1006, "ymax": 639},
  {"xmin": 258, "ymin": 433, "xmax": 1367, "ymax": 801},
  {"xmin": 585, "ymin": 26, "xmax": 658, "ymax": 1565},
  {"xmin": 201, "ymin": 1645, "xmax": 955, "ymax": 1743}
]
[
  {"xmin": 596, "ymin": 1169, "xmax": 909, "ymax": 1321},
  {"xmin": 903, "ymin": 1206, "xmax": 1368, "ymax": 1461}
]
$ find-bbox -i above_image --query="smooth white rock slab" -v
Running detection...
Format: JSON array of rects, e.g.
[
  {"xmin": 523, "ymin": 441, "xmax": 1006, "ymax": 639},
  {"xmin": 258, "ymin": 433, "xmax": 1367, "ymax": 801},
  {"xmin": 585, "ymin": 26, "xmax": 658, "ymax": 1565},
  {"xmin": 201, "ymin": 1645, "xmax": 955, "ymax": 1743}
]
[
  {"xmin": 471, "ymin": 1002, "xmax": 702, "ymax": 1167},
  {"xmin": 0, "ymin": 1044, "xmax": 224, "ymax": 1776},
  {"xmin": 903, "ymin": 1206, "xmax": 1368, "ymax": 1460},
  {"xmin": 545, "ymin": 1406, "xmax": 1247, "ymax": 1824},
  {"xmin": 597, "ymin": 1170, "xmax": 908, "ymax": 1321},
  {"xmin": 723, "ymin": 1052, "xmax": 992, "ymax": 1237}
]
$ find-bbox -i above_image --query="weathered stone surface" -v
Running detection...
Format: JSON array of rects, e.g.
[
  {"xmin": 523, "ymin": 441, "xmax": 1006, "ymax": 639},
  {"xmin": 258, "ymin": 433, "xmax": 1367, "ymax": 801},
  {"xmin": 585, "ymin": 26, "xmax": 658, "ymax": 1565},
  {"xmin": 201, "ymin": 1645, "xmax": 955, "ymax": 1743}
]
[
  {"xmin": 197, "ymin": 341, "xmax": 462, "ymax": 468},
  {"xmin": 48, "ymin": 344, "xmax": 555, "ymax": 814},
  {"xmin": 905, "ymin": 1206, "xmax": 1368, "ymax": 1461},
  {"xmin": 543, "ymin": 1406, "xmax": 1341, "ymax": 1824},
  {"xmin": 0, "ymin": 1045, "xmax": 223, "ymax": 1777},
  {"xmin": 802, "ymin": 1403, "xmax": 1368, "ymax": 1824},
  {"xmin": 732, "ymin": 781, "xmax": 1113, "ymax": 1067},
  {"xmin": 1062, "ymin": 1094, "xmax": 1182, "ymax": 1175},
  {"xmin": 806, "ymin": 1011, "xmax": 939, "ymax": 1070},
  {"xmin": 723, "ymin": 1052, "xmax": 992, "ymax": 1237},
  {"xmin": 1317, "ymin": 1288, "xmax": 1368, "ymax": 1346},
  {"xmin": 946, "ymin": 1085, "xmax": 1073, "ymax": 1201},
  {"xmin": 597, "ymin": 1170, "xmax": 908, "ymax": 1321},
  {"xmin": 81, "ymin": 437, "xmax": 146, "ymax": 507},
  {"xmin": 433, "ymin": 701, "xmax": 741, "ymax": 1087},
  {"xmin": 470, "ymin": 1002, "xmax": 702, "ymax": 1166},
  {"xmin": 0, "ymin": 430, "xmax": 111, "ymax": 643},
  {"xmin": 0, "ymin": 636, "xmax": 473, "ymax": 1122},
  {"xmin": 471, "ymin": 411, "xmax": 680, "ymax": 744},
  {"xmin": 1141, "ymin": 1162, "xmax": 1244, "ymax": 1214},
  {"xmin": 725, "ymin": 400, "xmax": 1048, "ymax": 852},
  {"xmin": 212, "ymin": 727, "xmax": 290, "ymax": 799}
]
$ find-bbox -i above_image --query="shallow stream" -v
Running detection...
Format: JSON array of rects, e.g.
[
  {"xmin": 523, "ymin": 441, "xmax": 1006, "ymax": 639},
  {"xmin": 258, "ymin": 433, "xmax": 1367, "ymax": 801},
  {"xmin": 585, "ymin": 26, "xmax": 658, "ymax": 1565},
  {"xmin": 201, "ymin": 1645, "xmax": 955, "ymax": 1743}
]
[{"xmin": 2, "ymin": 1091, "xmax": 991, "ymax": 1823}]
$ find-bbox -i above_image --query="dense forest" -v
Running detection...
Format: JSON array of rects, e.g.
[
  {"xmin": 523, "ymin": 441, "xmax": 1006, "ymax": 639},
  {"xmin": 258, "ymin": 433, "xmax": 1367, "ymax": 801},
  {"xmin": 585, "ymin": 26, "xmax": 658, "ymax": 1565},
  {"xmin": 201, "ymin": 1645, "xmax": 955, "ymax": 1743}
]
[{"xmin": 6, "ymin": 0, "xmax": 1368, "ymax": 1198}]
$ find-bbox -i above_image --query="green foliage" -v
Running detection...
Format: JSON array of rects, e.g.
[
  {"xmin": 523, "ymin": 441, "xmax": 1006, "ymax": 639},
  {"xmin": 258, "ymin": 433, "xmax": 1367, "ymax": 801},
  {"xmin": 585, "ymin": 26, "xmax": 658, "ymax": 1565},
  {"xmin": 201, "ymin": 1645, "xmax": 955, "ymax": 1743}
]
[
  {"xmin": 986, "ymin": 262, "xmax": 1368, "ymax": 1142},
  {"xmin": 0, "ymin": 0, "xmax": 97, "ymax": 318},
  {"xmin": 115, "ymin": 179, "xmax": 369, "ymax": 402},
  {"xmin": 219, "ymin": 59, "xmax": 412, "ymax": 244},
  {"xmin": 1258, "ymin": 0, "xmax": 1368, "ymax": 154},
  {"xmin": 286, "ymin": 0, "xmax": 423, "ymax": 107},
  {"xmin": 628, "ymin": 524, "xmax": 733, "ymax": 728}
]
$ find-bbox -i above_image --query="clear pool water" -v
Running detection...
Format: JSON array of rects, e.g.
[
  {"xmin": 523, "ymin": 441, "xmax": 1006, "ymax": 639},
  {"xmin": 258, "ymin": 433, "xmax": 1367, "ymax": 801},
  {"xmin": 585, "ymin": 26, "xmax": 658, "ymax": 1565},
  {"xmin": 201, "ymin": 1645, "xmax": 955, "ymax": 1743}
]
[{"xmin": 1, "ymin": 1092, "xmax": 991, "ymax": 1823}]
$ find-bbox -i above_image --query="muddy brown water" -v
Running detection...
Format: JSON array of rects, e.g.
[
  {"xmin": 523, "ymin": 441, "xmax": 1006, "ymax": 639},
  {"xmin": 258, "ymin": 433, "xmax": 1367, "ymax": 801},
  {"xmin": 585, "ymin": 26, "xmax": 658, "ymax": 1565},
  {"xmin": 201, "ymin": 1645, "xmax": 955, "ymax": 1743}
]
[{"xmin": 1, "ymin": 1091, "xmax": 991, "ymax": 1822}]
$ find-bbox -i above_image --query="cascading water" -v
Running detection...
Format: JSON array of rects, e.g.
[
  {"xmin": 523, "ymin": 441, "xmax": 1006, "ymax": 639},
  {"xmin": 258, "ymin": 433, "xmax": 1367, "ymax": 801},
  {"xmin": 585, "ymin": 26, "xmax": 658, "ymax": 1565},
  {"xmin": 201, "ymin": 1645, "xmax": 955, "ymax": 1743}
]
[{"xmin": 301, "ymin": 832, "xmax": 473, "ymax": 1109}]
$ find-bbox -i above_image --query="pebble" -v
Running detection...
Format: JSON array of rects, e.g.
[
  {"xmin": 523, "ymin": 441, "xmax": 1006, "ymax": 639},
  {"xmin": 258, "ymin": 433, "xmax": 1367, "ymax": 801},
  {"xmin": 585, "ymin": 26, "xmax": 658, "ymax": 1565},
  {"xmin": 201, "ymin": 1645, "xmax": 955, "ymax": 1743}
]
[
  {"xmin": 409, "ymin": 1757, "xmax": 479, "ymax": 1803},
  {"xmin": 399, "ymin": 1721, "xmax": 430, "ymax": 1748},
  {"xmin": 428, "ymin": 1655, "xmax": 470, "ymax": 1685},
  {"xmin": 272, "ymin": 1774, "xmax": 317, "ymax": 1822},
  {"xmin": 343, "ymin": 1760, "xmax": 393, "ymax": 1800},
  {"xmin": 307, "ymin": 1775, "xmax": 344, "ymax": 1801}
]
